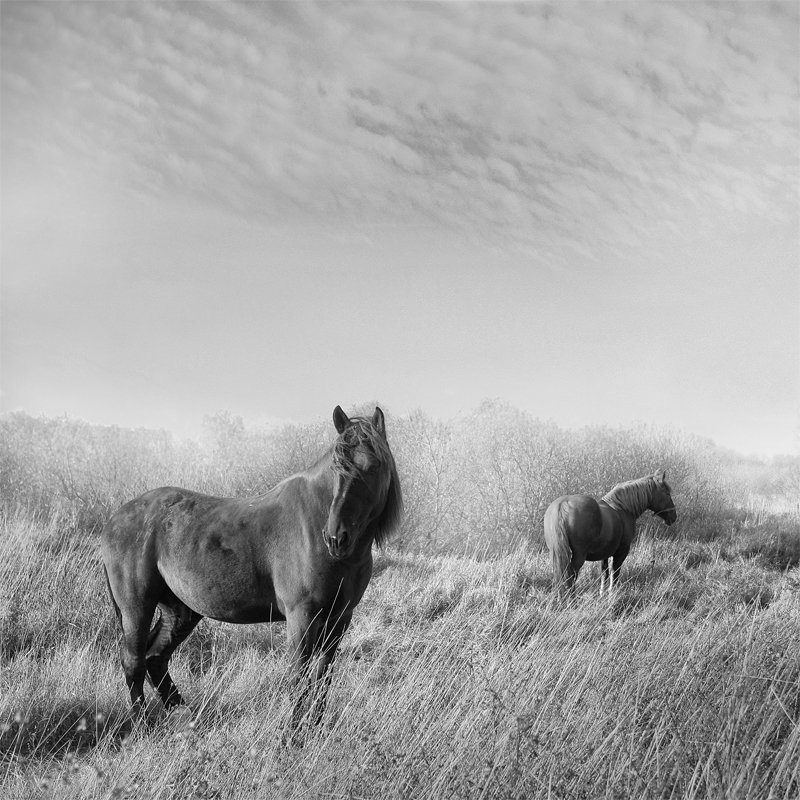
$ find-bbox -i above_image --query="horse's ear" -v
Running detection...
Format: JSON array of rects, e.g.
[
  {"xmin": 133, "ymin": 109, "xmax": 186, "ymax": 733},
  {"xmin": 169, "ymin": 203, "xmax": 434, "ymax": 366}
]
[
  {"xmin": 654, "ymin": 469, "xmax": 666, "ymax": 484},
  {"xmin": 372, "ymin": 406, "xmax": 385, "ymax": 436},
  {"xmin": 333, "ymin": 406, "xmax": 350, "ymax": 433}
]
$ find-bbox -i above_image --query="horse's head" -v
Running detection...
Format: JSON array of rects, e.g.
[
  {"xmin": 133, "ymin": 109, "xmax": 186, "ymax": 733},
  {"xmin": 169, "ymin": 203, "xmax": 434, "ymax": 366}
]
[
  {"xmin": 650, "ymin": 469, "xmax": 677, "ymax": 525},
  {"xmin": 323, "ymin": 405, "xmax": 402, "ymax": 560}
]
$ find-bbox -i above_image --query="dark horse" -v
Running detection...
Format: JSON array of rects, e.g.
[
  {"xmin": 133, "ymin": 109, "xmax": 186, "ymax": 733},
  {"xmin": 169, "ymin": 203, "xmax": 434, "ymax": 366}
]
[
  {"xmin": 101, "ymin": 406, "xmax": 402, "ymax": 727},
  {"xmin": 543, "ymin": 469, "xmax": 676, "ymax": 597}
]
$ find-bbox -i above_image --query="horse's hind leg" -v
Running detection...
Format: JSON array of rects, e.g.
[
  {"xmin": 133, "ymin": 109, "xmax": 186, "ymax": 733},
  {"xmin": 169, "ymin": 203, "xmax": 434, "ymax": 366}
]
[
  {"xmin": 567, "ymin": 554, "xmax": 583, "ymax": 599},
  {"xmin": 146, "ymin": 592, "xmax": 202, "ymax": 709},
  {"xmin": 104, "ymin": 567, "xmax": 148, "ymax": 712},
  {"xmin": 118, "ymin": 605, "xmax": 157, "ymax": 715},
  {"xmin": 105, "ymin": 566, "xmax": 160, "ymax": 714},
  {"xmin": 551, "ymin": 558, "xmax": 580, "ymax": 600}
]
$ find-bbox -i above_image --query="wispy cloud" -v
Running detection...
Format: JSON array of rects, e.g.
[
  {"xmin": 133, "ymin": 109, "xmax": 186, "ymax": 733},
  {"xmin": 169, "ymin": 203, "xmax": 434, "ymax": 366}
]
[
  {"xmin": 2, "ymin": 0, "xmax": 797, "ymax": 260},
  {"xmin": 1, "ymin": 1, "xmax": 797, "ymax": 453}
]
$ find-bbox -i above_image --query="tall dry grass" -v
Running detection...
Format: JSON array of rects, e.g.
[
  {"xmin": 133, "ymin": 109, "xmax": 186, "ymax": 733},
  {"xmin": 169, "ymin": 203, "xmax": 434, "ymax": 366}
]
[{"xmin": 1, "ymin": 407, "xmax": 799, "ymax": 798}]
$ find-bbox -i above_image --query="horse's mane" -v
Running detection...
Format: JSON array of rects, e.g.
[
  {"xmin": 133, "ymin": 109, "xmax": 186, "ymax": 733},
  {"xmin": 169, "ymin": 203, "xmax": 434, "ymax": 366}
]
[
  {"xmin": 602, "ymin": 476, "xmax": 655, "ymax": 518},
  {"xmin": 330, "ymin": 416, "xmax": 403, "ymax": 547}
]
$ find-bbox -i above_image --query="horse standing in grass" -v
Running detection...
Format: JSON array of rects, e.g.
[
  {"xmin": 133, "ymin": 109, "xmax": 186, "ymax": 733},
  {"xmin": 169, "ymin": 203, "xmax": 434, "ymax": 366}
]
[
  {"xmin": 101, "ymin": 406, "xmax": 402, "ymax": 729},
  {"xmin": 543, "ymin": 470, "xmax": 676, "ymax": 598}
]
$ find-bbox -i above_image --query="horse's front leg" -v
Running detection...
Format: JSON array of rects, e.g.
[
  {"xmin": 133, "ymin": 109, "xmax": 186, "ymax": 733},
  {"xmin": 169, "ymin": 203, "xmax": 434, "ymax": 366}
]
[
  {"xmin": 307, "ymin": 612, "xmax": 352, "ymax": 728},
  {"xmin": 611, "ymin": 547, "xmax": 629, "ymax": 590},
  {"xmin": 600, "ymin": 559, "xmax": 609, "ymax": 596},
  {"xmin": 286, "ymin": 607, "xmax": 351, "ymax": 732}
]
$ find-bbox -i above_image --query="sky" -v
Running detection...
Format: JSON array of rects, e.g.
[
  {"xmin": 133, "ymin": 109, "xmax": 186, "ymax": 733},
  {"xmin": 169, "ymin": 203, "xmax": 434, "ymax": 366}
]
[{"xmin": 1, "ymin": 1, "xmax": 798, "ymax": 458}]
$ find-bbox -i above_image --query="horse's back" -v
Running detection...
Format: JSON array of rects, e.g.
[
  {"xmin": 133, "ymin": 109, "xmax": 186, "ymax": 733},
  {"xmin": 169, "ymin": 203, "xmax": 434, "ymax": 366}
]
[
  {"xmin": 102, "ymin": 487, "xmax": 214, "ymax": 550},
  {"xmin": 544, "ymin": 494, "xmax": 602, "ymax": 545}
]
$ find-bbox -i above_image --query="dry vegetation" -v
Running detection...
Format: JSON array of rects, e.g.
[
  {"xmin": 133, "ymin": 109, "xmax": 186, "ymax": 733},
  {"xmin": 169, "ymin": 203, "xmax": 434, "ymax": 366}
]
[{"xmin": 1, "ymin": 403, "xmax": 799, "ymax": 799}]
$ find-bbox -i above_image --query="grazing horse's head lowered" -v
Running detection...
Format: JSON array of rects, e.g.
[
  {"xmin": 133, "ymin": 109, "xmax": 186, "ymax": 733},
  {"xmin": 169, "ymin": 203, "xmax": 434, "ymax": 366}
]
[{"xmin": 323, "ymin": 405, "xmax": 399, "ymax": 560}]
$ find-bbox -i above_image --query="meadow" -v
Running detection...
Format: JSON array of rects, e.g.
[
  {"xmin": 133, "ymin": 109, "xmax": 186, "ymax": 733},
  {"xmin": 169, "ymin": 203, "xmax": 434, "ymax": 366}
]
[{"xmin": 1, "ymin": 403, "xmax": 799, "ymax": 799}]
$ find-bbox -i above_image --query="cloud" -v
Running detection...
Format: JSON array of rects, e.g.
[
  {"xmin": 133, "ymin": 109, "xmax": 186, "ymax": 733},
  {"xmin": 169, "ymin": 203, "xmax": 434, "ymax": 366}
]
[{"xmin": 2, "ymin": 1, "xmax": 797, "ymax": 264}]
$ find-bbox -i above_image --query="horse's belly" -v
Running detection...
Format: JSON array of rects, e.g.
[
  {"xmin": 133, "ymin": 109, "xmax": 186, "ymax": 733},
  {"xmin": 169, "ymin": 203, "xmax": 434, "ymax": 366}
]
[
  {"xmin": 158, "ymin": 560, "xmax": 284, "ymax": 624},
  {"xmin": 206, "ymin": 605, "xmax": 286, "ymax": 625},
  {"xmin": 585, "ymin": 549, "xmax": 616, "ymax": 562},
  {"xmin": 584, "ymin": 524, "xmax": 622, "ymax": 560}
]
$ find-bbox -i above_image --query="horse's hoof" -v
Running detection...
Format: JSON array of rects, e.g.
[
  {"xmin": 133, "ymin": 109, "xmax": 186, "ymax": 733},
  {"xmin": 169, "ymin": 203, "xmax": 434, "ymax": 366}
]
[
  {"xmin": 166, "ymin": 705, "xmax": 195, "ymax": 731},
  {"xmin": 163, "ymin": 694, "xmax": 186, "ymax": 710}
]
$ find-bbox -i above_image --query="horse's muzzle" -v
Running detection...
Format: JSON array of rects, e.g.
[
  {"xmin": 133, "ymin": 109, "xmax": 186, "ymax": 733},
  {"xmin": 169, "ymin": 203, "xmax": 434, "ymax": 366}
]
[
  {"xmin": 657, "ymin": 508, "xmax": 677, "ymax": 525},
  {"xmin": 323, "ymin": 527, "xmax": 351, "ymax": 559}
]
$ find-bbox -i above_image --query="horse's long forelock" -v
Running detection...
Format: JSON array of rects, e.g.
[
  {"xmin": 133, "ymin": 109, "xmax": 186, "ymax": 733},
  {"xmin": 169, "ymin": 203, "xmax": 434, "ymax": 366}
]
[
  {"xmin": 601, "ymin": 476, "xmax": 655, "ymax": 518},
  {"xmin": 330, "ymin": 416, "xmax": 403, "ymax": 546},
  {"xmin": 331, "ymin": 418, "xmax": 385, "ymax": 477}
]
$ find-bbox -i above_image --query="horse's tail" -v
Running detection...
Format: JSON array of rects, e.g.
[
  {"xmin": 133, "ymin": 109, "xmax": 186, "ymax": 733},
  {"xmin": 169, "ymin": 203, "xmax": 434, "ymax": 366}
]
[
  {"xmin": 103, "ymin": 563, "xmax": 123, "ymax": 629},
  {"xmin": 544, "ymin": 500, "xmax": 573, "ymax": 597}
]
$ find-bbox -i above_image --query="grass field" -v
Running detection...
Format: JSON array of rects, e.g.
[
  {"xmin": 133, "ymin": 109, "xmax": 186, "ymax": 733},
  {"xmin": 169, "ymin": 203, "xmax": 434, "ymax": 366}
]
[{"xmin": 1, "ymin": 410, "xmax": 799, "ymax": 799}]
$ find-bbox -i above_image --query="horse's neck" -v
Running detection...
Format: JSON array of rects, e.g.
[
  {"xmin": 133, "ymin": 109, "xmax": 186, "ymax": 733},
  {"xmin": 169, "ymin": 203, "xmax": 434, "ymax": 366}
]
[
  {"xmin": 602, "ymin": 482, "xmax": 652, "ymax": 520},
  {"xmin": 603, "ymin": 497, "xmax": 636, "ymax": 519},
  {"xmin": 304, "ymin": 451, "xmax": 335, "ymax": 493}
]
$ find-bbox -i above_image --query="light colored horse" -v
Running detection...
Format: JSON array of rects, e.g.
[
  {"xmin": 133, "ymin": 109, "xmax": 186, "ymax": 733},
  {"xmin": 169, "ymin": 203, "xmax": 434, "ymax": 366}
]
[{"xmin": 543, "ymin": 469, "xmax": 676, "ymax": 597}]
